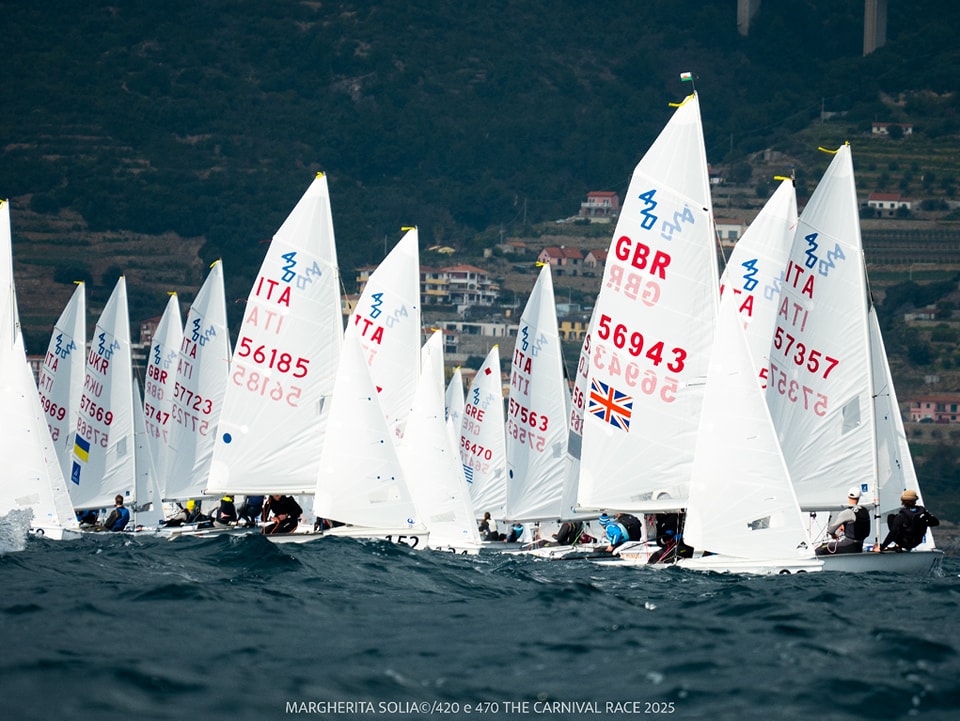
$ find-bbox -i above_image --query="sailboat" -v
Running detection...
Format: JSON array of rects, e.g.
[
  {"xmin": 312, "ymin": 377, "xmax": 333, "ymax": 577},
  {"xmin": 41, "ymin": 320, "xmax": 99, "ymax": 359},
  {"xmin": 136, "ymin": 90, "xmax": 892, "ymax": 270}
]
[
  {"xmin": 68, "ymin": 276, "xmax": 137, "ymax": 514},
  {"xmin": 576, "ymin": 92, "xmax": 719, "ymax": 515},
  {"xmin": 208, "ymin": 173, "xmax": 343, "ymax": 498},
  {"xmin": 37, "ymin": 281, "xmax": 86, "ymax": 484},
  {"xmin": 399, "ymin": 331, "xmax": 482, "ymax": 553},
  {"xmin": 612, "ymin": 291, "xmax": 821, "ymax": 574},
  {"xmin": 766, "ymin": 144, "xmax": 941, "ymax": 574},
  {"xmin": 142, "ymin": 293, "xmax": 182, "ymax": 496},
  {"xmin": 0, "ymin": 199, "xmax": 79, "ymax": 540},
  {"xmin": 504, "ymin": 263, "xmax": 569, "ymax": 527},
  {"xmin": 310, "ymin": 228, "xmax": 430, "ymax": 546},
  {"xmin": 164, "ymin": 260, "xmax": 230, "ymax": 503},
  {"xmin": 460, "ymin": 345, "xmax": 507, "ymax": 524}
]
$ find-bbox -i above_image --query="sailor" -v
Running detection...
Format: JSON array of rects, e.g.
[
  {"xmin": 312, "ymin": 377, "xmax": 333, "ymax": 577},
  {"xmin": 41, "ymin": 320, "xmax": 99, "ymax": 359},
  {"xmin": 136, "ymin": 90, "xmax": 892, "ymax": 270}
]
[
  {"xmin": 262, "ymin": 494, "xmax": 303, "ymax": 534},
  {"xmin": 815, "ymin": 487, "xmax": 871, "ymax": 555},
  {"xmin": 212, "ymin": 496, "xmax": 238, "ymax": 528},
  {"xmin": 599, "ymin": 513, "xmax": 630, "ymax": 552},
  {"xmin": 238, "ymin": 495, "xmax": 264, "ymax": 527},
  {"xmin": 504, "ymin": 522, "xmax": 525, "ymax": 543},
  {"xmin": 102, "ymin": 494, "xmax": 130, "ymax": 532},
  {"xmin": 876, "ymin": 490, "xmax": 940, "ymax": 552},
  {"xmin": 161, "ymin": 499, "xmax": 201, "ymax": 527}
]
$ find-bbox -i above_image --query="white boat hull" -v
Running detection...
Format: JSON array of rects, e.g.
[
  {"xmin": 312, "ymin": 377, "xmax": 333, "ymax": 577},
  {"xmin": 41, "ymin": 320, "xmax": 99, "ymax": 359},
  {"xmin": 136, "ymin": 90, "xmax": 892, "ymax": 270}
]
[
  {"xmin": 30, "ymin": 526, "xmax": 82, "ymax": 541},
  {"xmin": 267, "ymin": 525, "xmax": 430, "ymax": 548},
  {"xmin": 819, "ymin": 549, "xmax": 943, "ymax": 575}
]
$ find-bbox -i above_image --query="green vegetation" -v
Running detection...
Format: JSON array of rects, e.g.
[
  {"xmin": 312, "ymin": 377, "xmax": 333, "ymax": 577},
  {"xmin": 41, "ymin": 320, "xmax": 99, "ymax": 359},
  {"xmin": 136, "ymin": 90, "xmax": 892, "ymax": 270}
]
[{"xmin": 2, "ymin": 0, "xmax": 959, "ymax": 332}]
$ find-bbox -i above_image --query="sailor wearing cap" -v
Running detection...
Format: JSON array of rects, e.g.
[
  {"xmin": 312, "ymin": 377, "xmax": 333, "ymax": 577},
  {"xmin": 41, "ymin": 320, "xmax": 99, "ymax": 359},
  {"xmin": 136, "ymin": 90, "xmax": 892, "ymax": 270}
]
[
  {"xmin": 815, "ymin": 486, "xmax": 872, "ymax": 556},
  {"xmin": 876, "ymin": 490, "xmax": 940, "ymax": 552}
]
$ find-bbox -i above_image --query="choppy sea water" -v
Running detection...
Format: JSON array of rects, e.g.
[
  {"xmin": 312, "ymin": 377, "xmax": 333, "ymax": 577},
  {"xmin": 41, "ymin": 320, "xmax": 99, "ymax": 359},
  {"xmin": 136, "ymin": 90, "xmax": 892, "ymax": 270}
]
[{"xmin": 1, "ymin": 526, "xmax": 959, "ymax": 721}]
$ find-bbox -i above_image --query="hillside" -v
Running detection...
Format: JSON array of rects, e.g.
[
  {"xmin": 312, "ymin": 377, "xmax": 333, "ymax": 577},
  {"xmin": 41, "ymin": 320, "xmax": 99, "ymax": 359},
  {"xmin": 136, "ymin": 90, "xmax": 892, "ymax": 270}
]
[{"xmin": 3, "ymin": 0, "xmax": 960, "ymax": 339}]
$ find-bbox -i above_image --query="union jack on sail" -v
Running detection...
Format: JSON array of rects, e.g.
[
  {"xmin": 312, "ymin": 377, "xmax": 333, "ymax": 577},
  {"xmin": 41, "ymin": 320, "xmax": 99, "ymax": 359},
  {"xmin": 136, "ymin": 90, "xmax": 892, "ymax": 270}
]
[{"xmin": 588, "ymin": 378, "xmax": 633, "ymax": 431}]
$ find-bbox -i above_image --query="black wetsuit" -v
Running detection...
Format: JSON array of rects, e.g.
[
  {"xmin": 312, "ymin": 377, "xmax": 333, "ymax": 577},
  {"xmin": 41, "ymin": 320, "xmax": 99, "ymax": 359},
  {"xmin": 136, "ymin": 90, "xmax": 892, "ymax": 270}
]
[{"xmin": 263, "ymin": 496, "xmax": 303, "ymax": 534}]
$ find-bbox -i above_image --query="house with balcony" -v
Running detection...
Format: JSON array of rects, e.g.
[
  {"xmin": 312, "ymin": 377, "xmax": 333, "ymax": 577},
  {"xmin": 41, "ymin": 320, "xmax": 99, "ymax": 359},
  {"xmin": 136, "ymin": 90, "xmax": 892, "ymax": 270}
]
[
  {"xmin": 443, "ymin": 264, "xmax": 499, "ymax": 308},
  {"xmin": 355, "ymin": 264, "xmax": 499, "ymax": 310},
  {"xmin": 579, "ymin": 191, "xmax": 620, "ymax": 222},
  {"xmin": 909, "ymin": 395, "xmax": 960, "ymax": 423}
]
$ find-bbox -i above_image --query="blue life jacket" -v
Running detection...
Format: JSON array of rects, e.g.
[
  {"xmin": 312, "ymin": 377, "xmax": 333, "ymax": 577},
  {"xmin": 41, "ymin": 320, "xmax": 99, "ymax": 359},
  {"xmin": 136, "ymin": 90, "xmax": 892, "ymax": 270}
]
[
  {"xmin": 605, "ymin": 522, "xmax": 628, "ymax": 547},
  {"xmin": 110, "ymin": 507, "xmax": 130, "ymax": 532}
]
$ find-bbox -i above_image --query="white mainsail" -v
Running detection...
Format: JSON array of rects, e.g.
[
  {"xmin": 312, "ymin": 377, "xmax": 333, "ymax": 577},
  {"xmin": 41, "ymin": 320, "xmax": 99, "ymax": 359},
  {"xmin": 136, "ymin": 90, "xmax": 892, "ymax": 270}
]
[
  {"xmin": 399, "ymin": 331, "xmax": 481, "ymax": 550},
  {"xmin": 208, "ymin": 173, "xmax": 343, "ymax": 496},
  {"xmin": 69, "ymin": 276, "xmax": 136, "ymax": 511},
  {"xmin": 461, "ymin": 345, "xmax": 507, "ymax": 521},
  {"xmin": 143, "ymin": 293, "xmax": 182, "ymax": 494},
  {"xmin": 504, "ymin": 263, "xmax": 568, "ymax": 522},
  {"xmin": 165, "ymin": 260, "xmax": 230, "ymax": 500},
  {"xmin": 36, "ymin": 281, "xmax": 86, "ymax": 484},
  {"xmin": 346, "ymin": 228, "xmax": 421, "ymax": 434},
  {"xmin": 314, "ymin": 331, "xmax": 422, "ymax": 531},
  {"xmin": 683, "ymin": 292, "xmax": 813, "ymax": 562},
  {"xmin": 577, "ymin": 92, "xmax": 719, "ymax": 513},
  {"xmin": 0, "ymin": 200, "xmax": 78, "ymax": 538},
  {"xmin": 766, "ymin": 145, "xmax": 876, "ymax": 511},
  {"xmin": 719, "ymin": 177, "xmax": 798, "ymax": 378}
]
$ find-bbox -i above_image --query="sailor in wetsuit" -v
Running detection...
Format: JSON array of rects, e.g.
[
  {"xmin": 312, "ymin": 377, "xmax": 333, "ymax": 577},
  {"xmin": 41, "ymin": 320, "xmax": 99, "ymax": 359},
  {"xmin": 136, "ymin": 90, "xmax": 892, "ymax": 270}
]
[
  {"xmin": 815, "ymin": 486, "xmax": 871, "ymax": 555},
  {"xmin": 262, "ymin": 495, "xmax": 303, "ymax": 534}
]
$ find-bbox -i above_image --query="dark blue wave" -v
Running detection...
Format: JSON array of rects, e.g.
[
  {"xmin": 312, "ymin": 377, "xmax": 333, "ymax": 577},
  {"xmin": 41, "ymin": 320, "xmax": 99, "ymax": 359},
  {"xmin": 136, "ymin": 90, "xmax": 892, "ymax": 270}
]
[{"xmin": 2, "ymin": 535, "xmax": 958, "ymax": 721}]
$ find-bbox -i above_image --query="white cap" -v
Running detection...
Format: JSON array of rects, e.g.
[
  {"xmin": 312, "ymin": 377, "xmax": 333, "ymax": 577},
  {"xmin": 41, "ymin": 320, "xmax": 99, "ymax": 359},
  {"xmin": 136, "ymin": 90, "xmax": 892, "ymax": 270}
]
[{"xmin": 847, "ymin": 486, "xmax": 862, "ymax": 500}]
